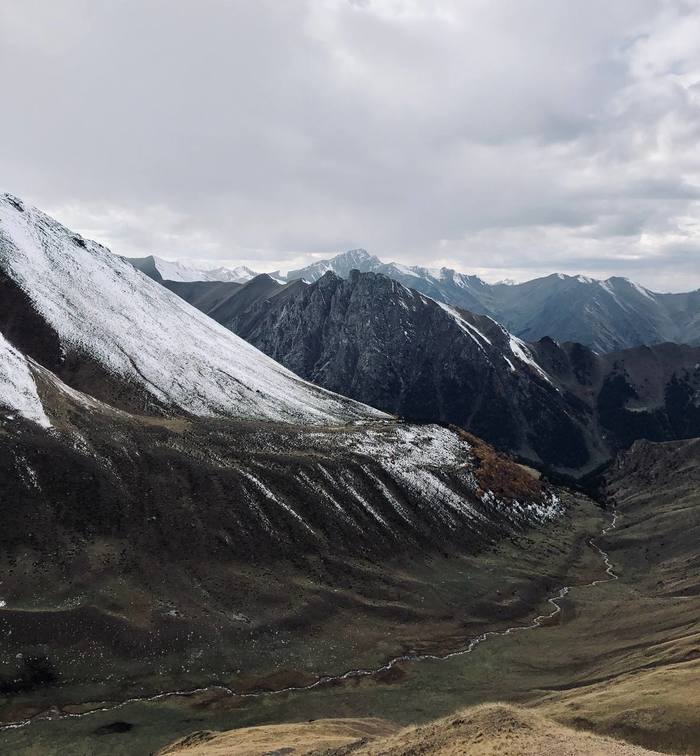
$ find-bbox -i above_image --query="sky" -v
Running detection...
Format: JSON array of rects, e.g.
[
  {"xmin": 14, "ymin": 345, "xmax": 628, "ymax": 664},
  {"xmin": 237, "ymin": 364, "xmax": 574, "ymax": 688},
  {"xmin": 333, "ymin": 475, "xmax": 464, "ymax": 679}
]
[{"xmin": 2, "ymin": 0, "xmax": 700, "ymax": 291}]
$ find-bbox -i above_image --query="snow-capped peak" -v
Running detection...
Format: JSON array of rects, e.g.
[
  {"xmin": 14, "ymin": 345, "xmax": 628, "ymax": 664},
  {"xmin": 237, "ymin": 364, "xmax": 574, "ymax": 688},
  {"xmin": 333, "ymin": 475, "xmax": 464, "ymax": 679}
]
[{"xmin": 206, "ymin": 264, "xmax": 258, "ymax": 283}]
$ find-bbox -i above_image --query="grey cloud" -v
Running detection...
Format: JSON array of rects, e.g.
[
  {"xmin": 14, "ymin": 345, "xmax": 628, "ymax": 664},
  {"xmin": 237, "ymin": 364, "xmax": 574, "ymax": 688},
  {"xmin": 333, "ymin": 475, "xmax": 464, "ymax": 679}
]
[{"xmin": 1, "ymin": 1, "xmax": 700, "ymax": 290}]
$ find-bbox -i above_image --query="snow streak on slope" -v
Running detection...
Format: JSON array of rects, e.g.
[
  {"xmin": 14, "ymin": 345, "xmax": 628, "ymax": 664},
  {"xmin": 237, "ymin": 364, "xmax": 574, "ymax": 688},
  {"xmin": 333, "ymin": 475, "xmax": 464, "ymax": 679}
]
[
  {"xmin": 437, "ymin": 302, "xmax": 492, "ymax": 350},
  {"xmin": 508, "ymin": 335, "xmax": 554, "ymax": 385},
  {"xmin": 0, "ymin": 332, "xmax": 51, "ymax": 427},
  {"xmin": 0, "ymin": 195, "xmax": 385, "ymax": 423}
]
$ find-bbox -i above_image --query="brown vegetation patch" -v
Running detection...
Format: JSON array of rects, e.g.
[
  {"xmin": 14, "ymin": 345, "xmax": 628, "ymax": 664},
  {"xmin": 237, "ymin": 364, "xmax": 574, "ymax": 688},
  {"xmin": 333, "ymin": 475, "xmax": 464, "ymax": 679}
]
[
  {"xmin": 455, "ymin": 429, "xmax": 543, "ymax": 502},
  {"xmin": 157, "ymin": 704, "xmax": 662, "ymax": 755}
]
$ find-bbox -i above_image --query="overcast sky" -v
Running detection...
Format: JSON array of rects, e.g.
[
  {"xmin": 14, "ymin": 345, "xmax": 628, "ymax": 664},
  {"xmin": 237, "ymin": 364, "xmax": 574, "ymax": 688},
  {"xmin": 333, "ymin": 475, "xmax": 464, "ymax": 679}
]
[{"xmin": 2, "ymin": 1, "xmax": 700, "ymax": 291}]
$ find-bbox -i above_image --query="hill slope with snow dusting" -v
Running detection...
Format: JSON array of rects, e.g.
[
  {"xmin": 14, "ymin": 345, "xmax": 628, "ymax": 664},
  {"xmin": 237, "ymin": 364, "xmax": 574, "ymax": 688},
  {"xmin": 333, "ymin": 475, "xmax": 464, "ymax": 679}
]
[{"xmin": 0, "ymin": 194, "xmax": 384, "ymax": 423}]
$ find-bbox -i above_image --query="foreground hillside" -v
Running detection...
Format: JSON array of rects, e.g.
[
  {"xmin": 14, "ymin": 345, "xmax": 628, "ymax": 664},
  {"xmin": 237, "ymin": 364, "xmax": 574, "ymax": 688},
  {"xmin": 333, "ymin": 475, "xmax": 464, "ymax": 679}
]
[{"xmin": 158, "ymin": 704, "xmax": 662, "ymax": 755}]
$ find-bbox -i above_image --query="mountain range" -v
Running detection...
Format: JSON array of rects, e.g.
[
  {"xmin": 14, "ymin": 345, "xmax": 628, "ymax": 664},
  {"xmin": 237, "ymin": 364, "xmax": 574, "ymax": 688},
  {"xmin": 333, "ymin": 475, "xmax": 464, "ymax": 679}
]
[
  {"xmin": 157, "ymin": 270, "xmax": 700, "ymax": 474},
  {"xmin": 134, "ymin": 248, "xmax": 700, "ymax": 353},
  {"xmin": 288, "ymin": 250, "xmax": 700, "ymax": 352}
]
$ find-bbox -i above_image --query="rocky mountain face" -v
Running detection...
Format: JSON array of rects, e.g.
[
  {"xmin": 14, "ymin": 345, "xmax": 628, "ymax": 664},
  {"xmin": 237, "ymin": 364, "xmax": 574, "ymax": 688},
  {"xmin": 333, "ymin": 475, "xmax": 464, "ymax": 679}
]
[
  {"xmin": 165, "ymin": 269, "xmax": 700, "ymax": 474},
  {"xmin": 532, "ymin": 338, "xmax": 700, "ymax": 450},
  {"xmin": 216, "ymin": 271, "xmax": 599, "ymax": 471}
]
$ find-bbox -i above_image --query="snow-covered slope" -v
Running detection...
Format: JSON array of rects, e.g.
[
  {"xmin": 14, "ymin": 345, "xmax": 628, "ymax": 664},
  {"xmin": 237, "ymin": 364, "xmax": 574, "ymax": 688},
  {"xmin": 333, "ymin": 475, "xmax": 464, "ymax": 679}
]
[
  {"xmin": 0, "ymin": 194, "xmax": 385, "ymax": 423},
  {"xmin": 0, "ymin": 331, "xmax": 51, "ymax": 427}
]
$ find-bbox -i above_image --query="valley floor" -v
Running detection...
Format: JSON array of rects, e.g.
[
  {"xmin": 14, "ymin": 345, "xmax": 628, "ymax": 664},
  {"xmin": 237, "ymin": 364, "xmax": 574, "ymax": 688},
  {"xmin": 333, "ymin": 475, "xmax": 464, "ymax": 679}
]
[{"xmin": 2, "ymin": 440, "xmax": 699, "ymax": 755}]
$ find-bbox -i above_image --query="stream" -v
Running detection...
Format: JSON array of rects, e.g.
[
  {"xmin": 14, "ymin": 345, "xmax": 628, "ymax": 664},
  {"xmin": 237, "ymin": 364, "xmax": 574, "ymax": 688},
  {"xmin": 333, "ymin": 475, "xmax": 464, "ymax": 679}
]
[{"xmin": 1, "ymin": 508, "xmax": 619, "ymax": 733}]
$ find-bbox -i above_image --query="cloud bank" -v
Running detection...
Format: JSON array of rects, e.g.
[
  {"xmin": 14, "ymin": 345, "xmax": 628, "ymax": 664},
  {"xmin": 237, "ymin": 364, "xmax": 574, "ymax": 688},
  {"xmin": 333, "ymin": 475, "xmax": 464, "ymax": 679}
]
[{"xmin": 2, "ymin": 0, "xmax": 700, "ymax": 290}]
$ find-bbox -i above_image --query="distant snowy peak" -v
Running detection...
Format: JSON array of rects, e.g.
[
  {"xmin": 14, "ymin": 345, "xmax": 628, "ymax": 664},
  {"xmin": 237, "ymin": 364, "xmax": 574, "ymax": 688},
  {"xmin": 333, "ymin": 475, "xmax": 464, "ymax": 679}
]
[
  {"xmin": 0, "ymin": 194, "xmax": 385, "ymax": 424},
  {"xmin": 150, "ymin": 255, "xmax": 208, "ymax": 282},
  {"xmin": 286, "ymin": 248, "xmax": 383, "ymax": 283},
  {"xmin": 209, "ymin": 264, "xmax": 258, "ymax": 283},
  {"xmin": 126, "ymin": 255, "xmax": 259, "ymax": 284}
]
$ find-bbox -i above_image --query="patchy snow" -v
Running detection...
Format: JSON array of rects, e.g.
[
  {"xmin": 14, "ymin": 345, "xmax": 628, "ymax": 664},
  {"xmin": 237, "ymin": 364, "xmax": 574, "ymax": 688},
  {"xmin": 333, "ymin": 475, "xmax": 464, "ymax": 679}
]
[
  {"xmin": 597, "ymin": 278, "xmax": 628, "ymax": 311},
  {"xmin": 503, "ymin": 355, "xmax": 516, "ymax": 371},
  {"xmin": 0, "ymin": 331, "xmax": 51, "ymax": 427},
  {"xmin": 628, "ymin": 279, "xmax": 656, "ymax": 301},
  {"xmin": 388, "ymin": 262, "xmax": 421, "ymax": 278},
  {"xmin": 0, "ymin": 194, "xmax": 386, "ymax": 424},
  {"xmin": 509, "ymin": 335, "xmax": 554, "ymax": 385},
  {"xmin": 240, "ymin": 470, "xmax": 315, "ymax": 535},
  {"xmin": 327, "ymin": 424, "xmax": 482, "ymax": 525}
]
